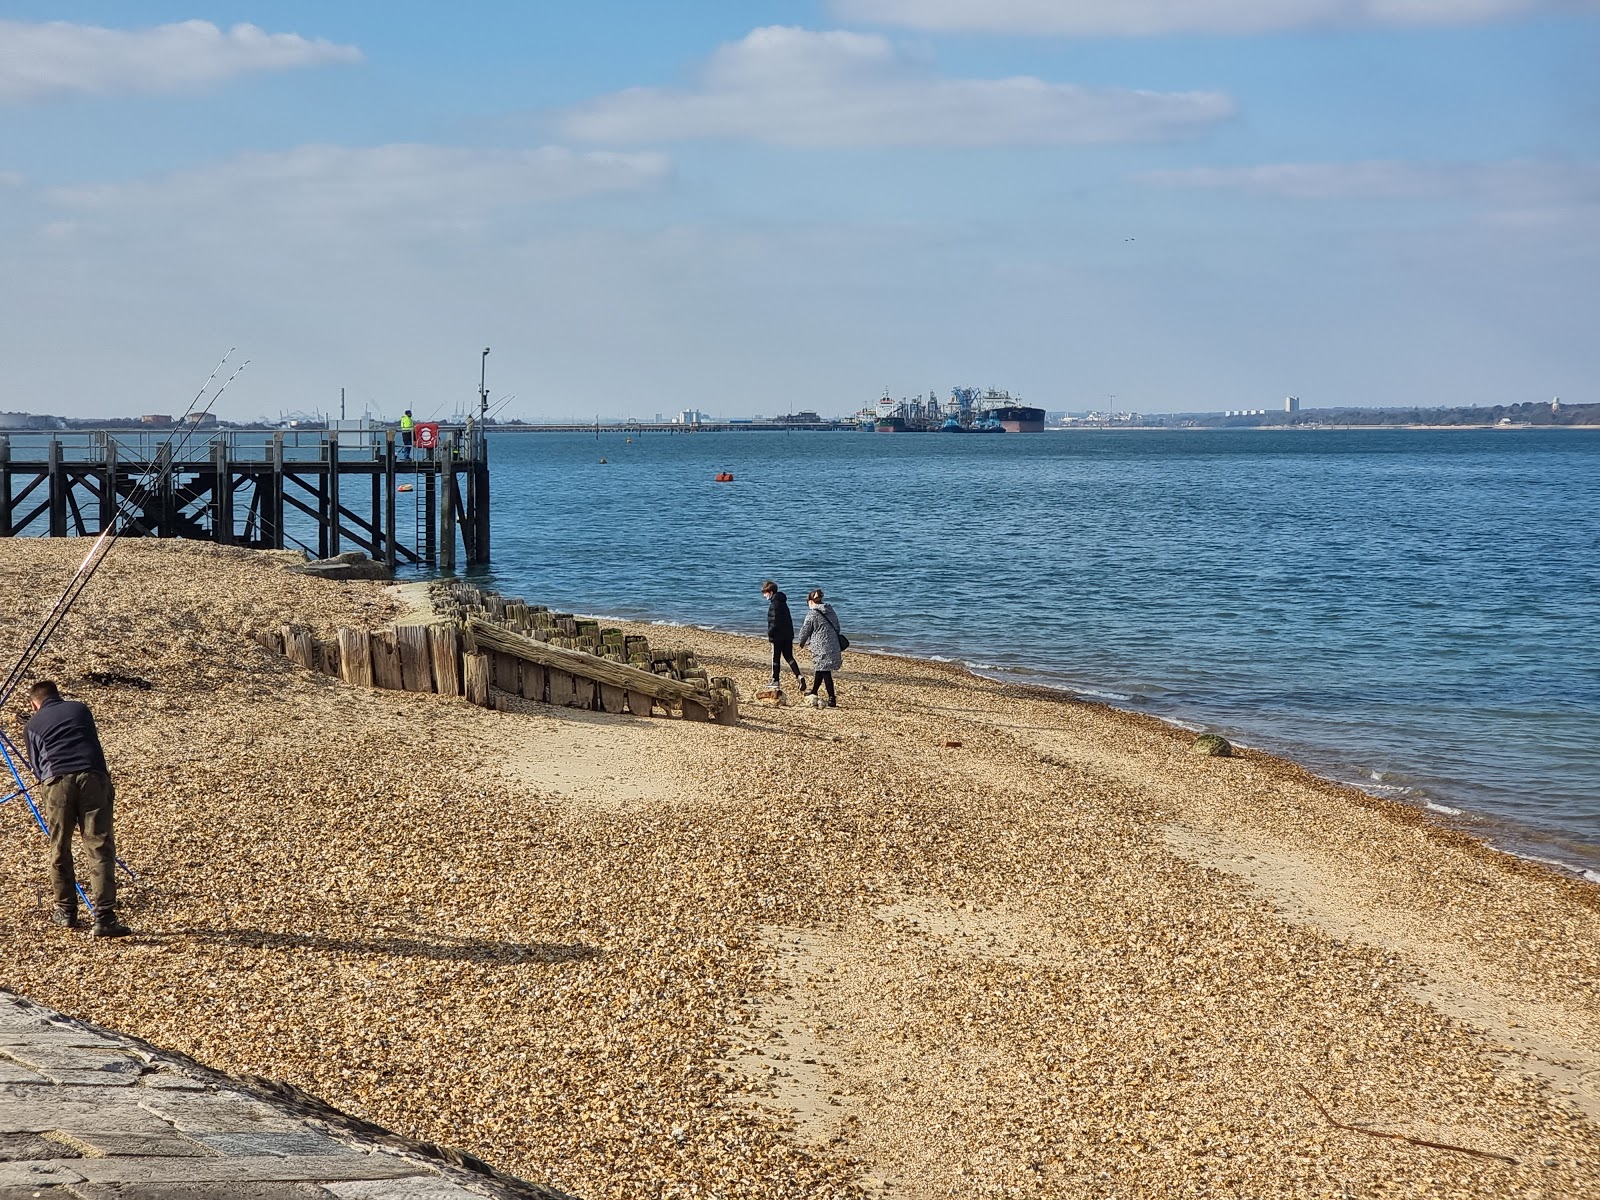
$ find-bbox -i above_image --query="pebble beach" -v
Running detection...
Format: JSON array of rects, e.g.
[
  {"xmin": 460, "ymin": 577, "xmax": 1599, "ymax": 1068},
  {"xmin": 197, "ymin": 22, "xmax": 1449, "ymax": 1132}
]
[{"xmin": 1, "ymin": 539, "xmax": 1597, "ymax": 1199}]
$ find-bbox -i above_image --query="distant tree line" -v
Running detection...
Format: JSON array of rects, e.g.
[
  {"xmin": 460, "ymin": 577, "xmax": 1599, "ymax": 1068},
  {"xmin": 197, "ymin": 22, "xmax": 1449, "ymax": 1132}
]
[{"xmin": 1152, "ymin": 401, "xmax": 1599, "ymax": 429}]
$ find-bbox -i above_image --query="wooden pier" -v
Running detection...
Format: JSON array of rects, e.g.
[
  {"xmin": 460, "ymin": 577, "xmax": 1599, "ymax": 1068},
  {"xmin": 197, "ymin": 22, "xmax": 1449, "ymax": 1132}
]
[{"xmin": 0, "ymin": 427, "xmax": 492, "ymax": 568}]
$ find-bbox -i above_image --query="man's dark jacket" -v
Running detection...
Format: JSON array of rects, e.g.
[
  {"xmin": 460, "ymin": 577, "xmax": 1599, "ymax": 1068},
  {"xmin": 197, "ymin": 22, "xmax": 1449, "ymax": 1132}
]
[
  {"xmin": 25, "ymin": 698, "xmax": 109, "ymax": 781},
  {"xmin": 766, "ymin": 591, "xmax": 795, "ymax": 644}
]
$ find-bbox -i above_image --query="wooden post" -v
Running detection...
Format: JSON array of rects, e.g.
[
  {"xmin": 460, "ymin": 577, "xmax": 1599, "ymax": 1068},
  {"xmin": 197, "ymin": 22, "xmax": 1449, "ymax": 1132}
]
[
  {"xmin": 210, "ymin": 440, "xmax": 230, "ymax": 544},
  {"xmin": 462, "ymin": 652, "xmax": 491, "ymax": 707},
  {"xmin": 383, "ymin": 431, "xmax": 397, "ymax": 572},
  {"xmin": 438, "ymin": 436, "xmax": 456, "ymax": 570},
  {"xmin": 156, "ymin": 443, "xmax": 174, "ymax": 540},
  {"xmin": 626, "ymin": 690, "xmax": 655, "ymax": 718},
  {"xmin": 101, "ymin": 438, "xmax": 119, "ymax": 534},
  {"xmin": 370, "ymin": 629, "xmax": 405, "ymax": 690},
  {"xmin": 0, "ymin": 435, "xmax": 10, "ymax": 537},
  {"xmin": 281, "ymin": 625, "xmax": 317, "ymax": 671},
  {"xmin": 598, "ymin": 683, "xmax": 627, "ymax": 715},
  {"xmin": 472, "ymin": 432, "xmax": 491, "ymax": 564},
  {"xmin": 464, "ymin": 432, "xmax": 477, "ymax": 565},
  {"xmin": 47, "ymin": 439, "xmax": 66, "ymax": 537},
  {"xmin": 681, "ymin": 697, "xmax": 713, "ymax": 722},
  {"xmin": 337, "ymin": 627, "xmax": 374, "ymax": 688},
  {"xmin": 428, "ymin": 624, "xmax": 462, "ymax": 696},
  {"xmin": 396, "ymin": 624, "xmax": 434, "ymax": 692},
  {"xmin": 326, "ymin": 432, "xmax": 341, "ymax": 557},
  {"xmin": 270, "ymin": 434, "xmax": 285, "ymax": 550}
]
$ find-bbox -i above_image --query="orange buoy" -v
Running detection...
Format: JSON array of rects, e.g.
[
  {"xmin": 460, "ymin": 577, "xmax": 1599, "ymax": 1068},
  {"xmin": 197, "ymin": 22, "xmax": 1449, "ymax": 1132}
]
[{"xmin": 715, "ymin": 472, "xmax": 735, "ymax": 482}]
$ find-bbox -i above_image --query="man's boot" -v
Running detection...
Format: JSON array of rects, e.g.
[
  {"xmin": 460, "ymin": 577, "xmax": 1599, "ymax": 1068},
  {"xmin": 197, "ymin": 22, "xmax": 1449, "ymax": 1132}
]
[
  {"xmin": 49, "ymin": 907, "xmax": 80, "ymax": 929},
  {"xmin": 91, "ymin": 910, "xmax": 132, "ymax": 938}
]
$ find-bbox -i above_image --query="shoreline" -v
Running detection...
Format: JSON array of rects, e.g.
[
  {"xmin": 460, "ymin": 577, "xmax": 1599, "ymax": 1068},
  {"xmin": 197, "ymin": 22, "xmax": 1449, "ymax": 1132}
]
[
  {"xmin": 4, "ymin": 539, "xmax": 1599, "ymax": 1198},
  {"xmin": 490, "ymin": 595, "xmax": 1600, "ymax": 890}
]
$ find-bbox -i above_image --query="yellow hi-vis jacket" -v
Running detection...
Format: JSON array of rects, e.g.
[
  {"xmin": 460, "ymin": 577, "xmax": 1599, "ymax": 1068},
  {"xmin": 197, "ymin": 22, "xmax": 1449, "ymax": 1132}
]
[{"xmin": 400, "ymin": 414, "xmax": 415, "ymax": 432}]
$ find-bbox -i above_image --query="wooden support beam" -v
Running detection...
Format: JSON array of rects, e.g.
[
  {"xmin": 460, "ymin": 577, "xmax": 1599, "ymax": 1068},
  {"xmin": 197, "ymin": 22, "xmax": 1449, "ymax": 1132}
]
[
  {"xmin": 440, "ymin": 443, "xmax": 457, "ymax": 570},
  {"xmin": 472, "ymin": 435, "xmax": 491, "ymax": 564},
  {"xmin": 383, "ymin": 431, "xmax": 397, "ymax": 572},
  {"xmin": 47, "ymin": 439, "xmax": 66, "ymax": 537},
  {"xmin": 101, "ymin": 439, "xmax": 118, "ymax": 533},
  {"xmin": 0, "ymin": 435, "xmax": 10, "ymax": 537},
  {"xmin": 327, "ymin": 433, "xmax": 341, "ymax": 557},
  {"xmin": 270, "ymin": 434, "xmax": 285, "ymax": 550}
]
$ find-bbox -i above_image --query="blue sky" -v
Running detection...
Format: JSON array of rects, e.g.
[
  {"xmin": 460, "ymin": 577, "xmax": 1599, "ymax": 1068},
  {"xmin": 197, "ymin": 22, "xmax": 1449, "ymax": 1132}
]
[{"xmin": 1, "ymin": 3, "xmax": 1595, "ymax": 420}]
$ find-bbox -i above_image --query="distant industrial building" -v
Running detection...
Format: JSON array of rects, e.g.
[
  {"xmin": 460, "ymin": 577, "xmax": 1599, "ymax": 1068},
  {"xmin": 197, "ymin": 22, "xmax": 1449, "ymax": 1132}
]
[{"xmin": 1285, "ymin": 395, "xmax": 1301, "ymax": 413}]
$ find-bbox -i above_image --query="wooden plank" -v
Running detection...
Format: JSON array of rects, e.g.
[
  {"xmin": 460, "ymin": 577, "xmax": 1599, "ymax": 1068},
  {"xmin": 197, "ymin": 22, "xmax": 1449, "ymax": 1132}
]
[
  {"xmin": 491, "ymin": 651, "xmax": 521, "ymax": 694},
  {"xmin": 519, "ymin": 662, "xmax": 547, "ymax": 702},
  {"xmin": 338, "ymin": 627, "xmax": 373, "ymax": 688},
  {"xmin": 547, "ymin": 669, "xmax": 576, "ymax": 708},
  {"xmin": 428, "ymin": 623, "xmax": 461, "ymax": 697},
  {"xmin": 370, "ymin": 629, "xmax": 405, "ymax": 690},
  {"xmin": 598, "ymin": 683, "xmax": 627, "ymax": 715},
  {"xmin": 316, "ymin": 640, "xmax": 341, "ymax": 677},
  {"xmin": 626, "ymin": 690, "xmax": 655, "ymax": 718},
  {"xmin": 681, "ymin": 698, "xmax": 713, "ymax": 722},
  {"xmin": 281, "ymin": 625, "xmax": 316, "ymax": 671},
  {"xmin": 463, "ymin": 652, "xmax": 491, "ymax": 707},
  {"xmin": 396, "ymin": 624, "xmax": 434, "ymax": 692}
]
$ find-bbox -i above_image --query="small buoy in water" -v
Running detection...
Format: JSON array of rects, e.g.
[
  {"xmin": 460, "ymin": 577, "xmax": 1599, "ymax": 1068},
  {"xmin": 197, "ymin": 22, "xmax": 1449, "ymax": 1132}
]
[
  {"xmin": 599, "ymin": 457, "xmax": 608, "ymax": 464},
  {"xmin": 397, "ymin": 483, "xmax": 414, "ymax": 493},
  {"xmin": 715, "ymin": 472, "xmax": 735, "ymax": 482},
  {"xmin": 626, "ymin": 438, "xmax": 632, "ymax": 444}
]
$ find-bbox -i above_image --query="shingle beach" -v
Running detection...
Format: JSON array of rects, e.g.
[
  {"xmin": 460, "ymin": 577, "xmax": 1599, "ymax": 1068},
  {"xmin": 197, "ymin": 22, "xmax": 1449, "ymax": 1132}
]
[{"xmin": 1, "ymin": 539, "xmax": 1596, "ymax": 1198}]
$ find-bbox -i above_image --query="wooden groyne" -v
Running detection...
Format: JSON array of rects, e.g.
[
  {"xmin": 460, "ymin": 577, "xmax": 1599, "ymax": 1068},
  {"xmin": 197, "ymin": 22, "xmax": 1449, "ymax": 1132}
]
[
  {"xmin": 259, "ymin": 581, "xmax": 739, "ymax": 723},
  {"xmin": 0, "ymin": 427, "xmax": 492, "ymax": 568}
]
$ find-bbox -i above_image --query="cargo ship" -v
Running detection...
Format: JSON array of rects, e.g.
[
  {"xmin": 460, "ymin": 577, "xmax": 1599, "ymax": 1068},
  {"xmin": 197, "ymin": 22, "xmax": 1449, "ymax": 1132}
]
[{"xmin": 976, "ymin": 389, "xmax": 1045, "ymax": 433}]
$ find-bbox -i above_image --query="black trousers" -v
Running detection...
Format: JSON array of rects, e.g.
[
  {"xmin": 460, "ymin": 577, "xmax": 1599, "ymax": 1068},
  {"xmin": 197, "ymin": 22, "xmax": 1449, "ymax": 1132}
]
[
  {"xmin": 771, "ymin": 641, "xmax": 802, "ymax": 681},
  {"xmin": 809, "ymin": 670, "xmax": 836, "ymax": 701}
]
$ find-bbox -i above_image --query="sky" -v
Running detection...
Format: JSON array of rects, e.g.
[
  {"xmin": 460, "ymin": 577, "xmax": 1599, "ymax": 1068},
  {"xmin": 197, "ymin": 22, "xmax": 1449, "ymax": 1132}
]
[{"xmin": 0, "ymin": 2, "xmax": 1596, "ymax": 421}]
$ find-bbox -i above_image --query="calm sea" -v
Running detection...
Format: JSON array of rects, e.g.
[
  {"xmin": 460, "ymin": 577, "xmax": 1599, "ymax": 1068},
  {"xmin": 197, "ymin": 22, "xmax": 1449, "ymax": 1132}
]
[{"xmin": 470, "ymin": 428, "xmax": 1600, "ymax": 879}]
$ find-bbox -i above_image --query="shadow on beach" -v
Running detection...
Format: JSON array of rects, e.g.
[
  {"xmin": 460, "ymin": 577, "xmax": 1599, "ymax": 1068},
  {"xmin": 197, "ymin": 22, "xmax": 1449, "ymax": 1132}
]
[{"xmin": 162, "ymin": 928, "xmax": 600, "ymax": 965}]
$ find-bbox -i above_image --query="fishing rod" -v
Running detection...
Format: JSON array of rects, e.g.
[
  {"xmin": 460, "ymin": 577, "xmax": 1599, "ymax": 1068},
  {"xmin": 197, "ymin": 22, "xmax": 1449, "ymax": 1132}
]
[{"xmin": 0, "ymin": 351, "xmax": 249, "ymax": 710}]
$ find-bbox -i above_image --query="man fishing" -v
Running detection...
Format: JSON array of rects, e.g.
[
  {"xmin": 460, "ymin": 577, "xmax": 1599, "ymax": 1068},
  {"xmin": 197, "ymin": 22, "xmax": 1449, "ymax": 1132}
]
[{"xmin": 24, "ymin": 682, "xmax": 130, "ymax": 937}]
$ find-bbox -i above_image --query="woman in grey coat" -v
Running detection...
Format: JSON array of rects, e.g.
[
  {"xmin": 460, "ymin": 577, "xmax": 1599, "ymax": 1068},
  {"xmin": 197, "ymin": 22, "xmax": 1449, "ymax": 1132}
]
[{"xmin": 795, "ymin": 588, "xmax": 844, "ymax": 706}]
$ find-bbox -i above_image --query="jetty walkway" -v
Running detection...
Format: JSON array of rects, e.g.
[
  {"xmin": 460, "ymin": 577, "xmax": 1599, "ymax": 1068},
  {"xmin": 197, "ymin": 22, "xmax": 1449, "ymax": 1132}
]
[{"xmin": 0, "ymin": 989, "xmax": 564, "ymax": 1200}]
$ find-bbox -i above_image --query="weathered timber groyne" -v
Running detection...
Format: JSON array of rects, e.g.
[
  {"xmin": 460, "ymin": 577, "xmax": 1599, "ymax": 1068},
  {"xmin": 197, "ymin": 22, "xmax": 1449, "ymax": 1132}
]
[{"xmin": 258, "ymin": 580, "xmax": 739, "ymax": 723}]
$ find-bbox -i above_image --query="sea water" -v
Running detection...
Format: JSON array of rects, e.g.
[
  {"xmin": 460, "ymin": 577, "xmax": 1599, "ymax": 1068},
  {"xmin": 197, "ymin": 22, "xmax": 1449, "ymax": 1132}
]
[{"xmin": 471, "ymin": 427, "xmax": 1600, "ymax": 878}]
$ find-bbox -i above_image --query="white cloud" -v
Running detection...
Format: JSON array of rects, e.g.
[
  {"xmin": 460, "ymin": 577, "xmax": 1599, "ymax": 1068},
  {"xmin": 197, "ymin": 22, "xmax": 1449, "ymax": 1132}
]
[
  {"xmin": 830, "ymin": 0, "xmax": 1599, "ymax": 36},
  {"xmin": 555, "ymin": 26, "xmax": 1233, "ymax": 146},
  {"xmin": 1139, "ymin": 158, "xmax": 1600, "ymax": 203},
  {"xmin": 44, "ymin": 143, "xmax": 670, "ymax": 240},
  {"xmin": 0, "ymin": 19, "xmax": 361, "ymax": 102}
]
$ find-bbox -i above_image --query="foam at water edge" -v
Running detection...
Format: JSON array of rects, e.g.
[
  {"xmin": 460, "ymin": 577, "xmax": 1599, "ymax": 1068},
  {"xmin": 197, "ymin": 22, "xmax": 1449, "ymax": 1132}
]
[{"xmin": 1425, "ymin": 800, "xmax": 1464, "ymax": 816}]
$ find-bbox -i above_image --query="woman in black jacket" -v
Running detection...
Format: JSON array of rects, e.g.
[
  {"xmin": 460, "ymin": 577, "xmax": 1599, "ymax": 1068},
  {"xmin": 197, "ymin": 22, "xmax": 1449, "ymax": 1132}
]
[{"xmin": 762, "ymin": 580, "xmax": 806, "ymax": 691}]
